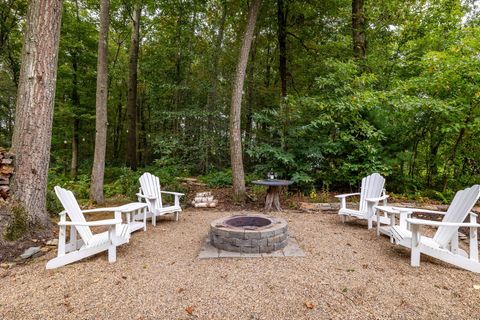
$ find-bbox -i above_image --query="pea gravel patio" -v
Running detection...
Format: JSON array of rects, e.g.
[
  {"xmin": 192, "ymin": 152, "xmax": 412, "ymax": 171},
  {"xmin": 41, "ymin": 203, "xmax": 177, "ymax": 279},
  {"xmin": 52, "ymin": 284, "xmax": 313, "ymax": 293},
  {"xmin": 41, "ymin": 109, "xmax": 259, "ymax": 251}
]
[{"xmin": 1, "ymin": 209, "xmax": 479, "ymax": 319}]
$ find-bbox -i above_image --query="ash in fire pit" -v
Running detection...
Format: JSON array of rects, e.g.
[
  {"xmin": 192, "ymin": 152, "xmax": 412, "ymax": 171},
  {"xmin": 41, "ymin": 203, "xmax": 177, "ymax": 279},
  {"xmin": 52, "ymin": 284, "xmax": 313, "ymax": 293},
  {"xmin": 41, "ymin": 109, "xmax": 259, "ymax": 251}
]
[
  {"xmin": 209, "ymin": 214, "xmax": 288, "ymax": 253},
  {"xmin": 224, "ymin": 216, "xmax": 271, "ymax": 229}
]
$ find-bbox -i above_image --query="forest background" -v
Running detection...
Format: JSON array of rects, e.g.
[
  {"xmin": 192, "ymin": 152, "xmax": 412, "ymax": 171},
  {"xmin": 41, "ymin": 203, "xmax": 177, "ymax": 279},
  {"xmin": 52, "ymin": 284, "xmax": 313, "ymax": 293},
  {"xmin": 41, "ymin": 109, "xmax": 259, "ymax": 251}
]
[{"xmin": 1, "ymin": 0, "xmax": 479, "ymax": 216}]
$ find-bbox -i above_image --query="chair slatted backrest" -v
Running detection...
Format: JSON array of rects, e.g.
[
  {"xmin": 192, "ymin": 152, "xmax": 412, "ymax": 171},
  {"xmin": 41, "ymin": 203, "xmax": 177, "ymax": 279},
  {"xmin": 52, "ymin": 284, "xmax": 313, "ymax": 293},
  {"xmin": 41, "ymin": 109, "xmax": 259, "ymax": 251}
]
[
  {"xmin": 139, "ymin": 173, "xmax": 163, "ymax": 210},
  {"xmin": 434, "ymin": 185, "xmax": 480, "ymax": 248},
  {"xmin": 359, "ymin": 173, "xmax": 386, "ymax": 213},
  {"xmin": 54, "ymin": 186, "xmax": 94, "ymax": 244}
]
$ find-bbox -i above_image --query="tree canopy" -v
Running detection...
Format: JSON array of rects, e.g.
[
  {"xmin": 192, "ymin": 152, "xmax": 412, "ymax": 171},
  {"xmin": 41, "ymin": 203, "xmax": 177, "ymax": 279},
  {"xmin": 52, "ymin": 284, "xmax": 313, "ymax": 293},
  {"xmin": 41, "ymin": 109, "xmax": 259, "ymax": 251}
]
[{"xmin": 1, "ymin": 0, "xmax": 479, "ymax": 206}]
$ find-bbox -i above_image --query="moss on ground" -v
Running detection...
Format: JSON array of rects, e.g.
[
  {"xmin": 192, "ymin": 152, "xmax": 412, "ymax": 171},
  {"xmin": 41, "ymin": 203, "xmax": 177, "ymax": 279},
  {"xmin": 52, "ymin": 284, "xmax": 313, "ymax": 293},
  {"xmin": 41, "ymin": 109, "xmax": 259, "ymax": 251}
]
[{"xmin": 3, "ymin": 204, "xmax": 28, "ymax": 241}]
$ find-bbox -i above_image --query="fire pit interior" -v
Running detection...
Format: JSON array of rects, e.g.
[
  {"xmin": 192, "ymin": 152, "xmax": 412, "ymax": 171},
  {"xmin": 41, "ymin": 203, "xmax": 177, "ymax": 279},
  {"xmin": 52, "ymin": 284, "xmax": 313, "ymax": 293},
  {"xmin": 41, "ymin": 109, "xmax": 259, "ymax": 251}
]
[
  {"xmin": 224, "ymin": 216, "xmax": 272, "ymax": 229},
  {"xmin": 209, "ymin": 214, "xmax": 288, "ymax": 253}
]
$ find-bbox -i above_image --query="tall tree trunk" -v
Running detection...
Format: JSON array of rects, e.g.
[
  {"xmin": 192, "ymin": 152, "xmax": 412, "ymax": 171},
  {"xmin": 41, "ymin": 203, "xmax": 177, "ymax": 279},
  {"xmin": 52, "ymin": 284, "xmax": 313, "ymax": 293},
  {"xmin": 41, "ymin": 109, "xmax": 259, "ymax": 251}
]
[
  {"xmin": 113, "ymin": 89, "xmax": 123, "ymax": 159},
  {"xmin": 229, "ymin": 0, "xmax": 262, "ymax": 203},
  {"xmin": 126, "ymin": 4, "xmax": 141, "ymax": 171},
  {"xmin": 70, "ymin": 0, "xmax": 81, "ymax": 179},
  {"xmin": 70, "ymin": 57, "xmax": 80, "ymax": 178},
  {"xmin": 90, "ymin": 0, "xmax": 110, "ymax": 204},
  {"xmin": 245, "ymin": 34, "xmax": 257, "ymax": 151},
  {"xmin": 10, "ymin": 0, "xmax": 63, "ymax": 228},
  {"xmin": 277, "ymin": 0, "xmax": 287, "ymax": 100},
  {"xmin": 352, "ymin": 0, "xmax": 366, "ymax": 68},
  {"xmin": 205, "ymin": 1, "xmax": 227, "ymax": 173}
]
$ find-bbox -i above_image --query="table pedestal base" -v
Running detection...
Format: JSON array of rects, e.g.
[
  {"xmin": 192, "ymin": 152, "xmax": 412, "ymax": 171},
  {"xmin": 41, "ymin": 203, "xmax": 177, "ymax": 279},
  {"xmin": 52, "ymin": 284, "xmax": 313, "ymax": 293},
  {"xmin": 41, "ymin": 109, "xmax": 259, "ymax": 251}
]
[{"xmin": 265, "ymin": 186, "xmax": 282, "ymax": 211}]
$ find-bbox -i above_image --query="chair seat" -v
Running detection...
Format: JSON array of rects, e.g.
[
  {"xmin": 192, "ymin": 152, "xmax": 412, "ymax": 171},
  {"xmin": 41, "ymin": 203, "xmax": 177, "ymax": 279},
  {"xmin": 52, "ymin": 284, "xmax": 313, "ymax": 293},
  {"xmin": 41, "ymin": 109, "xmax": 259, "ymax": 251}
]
[
  {"xmin": 83, "ymin": 224, "xmax": 130, "ymax": 249},
  {"xmin": 153, "ymin": 205, "xmax": 181, "ymax": 215},
  {"xmin": 338, "ymin": 208, "xmax": 365, "ymax": 218},
  {"xmin": 390, "ymin": 226, "xmax": 440, "ymax": 249}
]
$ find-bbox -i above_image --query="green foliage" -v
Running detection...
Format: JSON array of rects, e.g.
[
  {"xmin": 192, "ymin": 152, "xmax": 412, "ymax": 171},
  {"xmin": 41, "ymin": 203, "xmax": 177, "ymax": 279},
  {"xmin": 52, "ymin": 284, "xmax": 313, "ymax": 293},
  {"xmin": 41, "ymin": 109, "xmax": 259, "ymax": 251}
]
[
  {"xmin": 200, "ymin": 169, "xmax": 232, "ymax": 188},
  {"xmin": 2, "ymin": 0, "xmax": 480, "ymax": 205}
]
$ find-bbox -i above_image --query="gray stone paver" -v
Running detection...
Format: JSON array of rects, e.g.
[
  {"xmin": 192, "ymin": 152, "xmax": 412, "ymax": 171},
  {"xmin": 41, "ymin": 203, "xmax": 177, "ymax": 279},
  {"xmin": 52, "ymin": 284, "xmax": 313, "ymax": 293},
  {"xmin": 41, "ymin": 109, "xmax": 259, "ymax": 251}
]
[
  {"xmin": 283, "ymin": 239, "xmax": 306, "ymax": 257},
  {"xmin": 198, "ymin": 237, "xmax": 305, "ymax": 259}
]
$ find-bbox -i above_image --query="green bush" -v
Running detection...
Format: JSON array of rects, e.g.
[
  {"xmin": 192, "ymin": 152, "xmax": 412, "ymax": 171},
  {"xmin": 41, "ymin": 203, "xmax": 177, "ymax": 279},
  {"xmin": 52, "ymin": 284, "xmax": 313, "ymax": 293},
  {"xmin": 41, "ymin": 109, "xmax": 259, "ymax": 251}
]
[{"xmin": 200, "ymin": 169, "xmax": 232, "ymax": 187}]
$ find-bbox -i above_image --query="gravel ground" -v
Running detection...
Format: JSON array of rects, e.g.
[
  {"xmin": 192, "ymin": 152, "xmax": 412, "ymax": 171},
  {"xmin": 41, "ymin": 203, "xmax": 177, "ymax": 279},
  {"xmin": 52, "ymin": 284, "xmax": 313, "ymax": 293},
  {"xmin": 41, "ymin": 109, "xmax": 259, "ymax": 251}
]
[{"xmin": 1, "ymin": 209, "xmax": 480, "ymax": 320}]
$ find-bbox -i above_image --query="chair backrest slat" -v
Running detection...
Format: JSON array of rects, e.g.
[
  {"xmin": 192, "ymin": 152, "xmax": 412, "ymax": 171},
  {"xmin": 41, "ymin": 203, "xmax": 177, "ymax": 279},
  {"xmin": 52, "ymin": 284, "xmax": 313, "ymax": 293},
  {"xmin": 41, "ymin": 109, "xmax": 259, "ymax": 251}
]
[
  {"xmin": 434, "ymin": 185, "xmax": 480, "ymax": 247},
  {"xmin": 359, "ymin": 173, "xmax": 386, "ymax": 212},
  {"xmin": 54, "ymin": 186, "xmax": 93, "ymax": 244},
  {"xmin": 139, "ymin": 173, "xmax": 163, "ymax": 211}
]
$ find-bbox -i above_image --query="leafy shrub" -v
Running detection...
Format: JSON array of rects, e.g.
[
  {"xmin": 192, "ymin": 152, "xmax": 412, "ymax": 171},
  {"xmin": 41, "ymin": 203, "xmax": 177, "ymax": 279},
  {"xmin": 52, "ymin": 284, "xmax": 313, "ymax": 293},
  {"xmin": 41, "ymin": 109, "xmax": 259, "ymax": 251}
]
[{"xmin": 200, "ymin": 169, "xmax": 232, "ymax": 187}]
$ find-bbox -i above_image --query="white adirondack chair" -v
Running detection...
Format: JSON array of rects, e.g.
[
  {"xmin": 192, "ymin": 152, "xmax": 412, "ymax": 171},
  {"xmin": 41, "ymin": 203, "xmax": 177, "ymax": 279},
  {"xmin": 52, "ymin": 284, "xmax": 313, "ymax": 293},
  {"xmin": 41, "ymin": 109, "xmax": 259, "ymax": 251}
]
[
  {"xmin": 46, "ymin": 186, "xmax": 130, "ymax": 269},
  {"xmin": 336, "ymin": 173, "xmax": 390, "ymax": 229},
  {"xmin": 137, "ymin": 172, "xmax": 184, "ymax": 225},
  {"xmin": 389, "ymin": 185, "xmax": 480, "ymax": 272}
]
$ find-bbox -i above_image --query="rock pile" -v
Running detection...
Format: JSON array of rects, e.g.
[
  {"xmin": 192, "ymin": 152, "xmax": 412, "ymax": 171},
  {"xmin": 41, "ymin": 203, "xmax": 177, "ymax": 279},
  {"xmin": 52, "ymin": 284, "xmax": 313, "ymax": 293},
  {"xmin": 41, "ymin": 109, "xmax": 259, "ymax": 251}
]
[
  {"xmin": 191, "ymin": 192, "xmax": 218, "ymax": 208},
  {"xmin": 0, "ymin": 149, "xmax": 14, "ymax": 201}
]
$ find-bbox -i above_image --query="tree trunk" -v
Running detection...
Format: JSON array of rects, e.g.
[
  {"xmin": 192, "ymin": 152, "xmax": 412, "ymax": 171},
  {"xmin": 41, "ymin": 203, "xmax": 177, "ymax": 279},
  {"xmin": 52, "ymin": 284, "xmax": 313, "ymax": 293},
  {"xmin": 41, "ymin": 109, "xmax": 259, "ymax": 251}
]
[
  {"xmin": 205, "ymin": 1, "xmax": 227, "ymax": 173},
  {"xmin": 277, "ymin": 0, "xmax": 287, "ymax": 100},
  {"xmin": 352, "ymin": 0, "xmax": 366, "ymax": 67},
  {"xmin": 90, "ymin": 0, "xmax": 110, "ymax": 204},
  {"xmin": 10, "ymin": 0, "xmax": 63, "ymax": 228},
  {"xmin": 126, "ymin": 4, "xmax": 141, "ymax": 171},
  {"xmin": 229, "ymin": 0, "xmax": 262, "ymax": 203},
  {"xmin": 70, "ymin": 0, "xmax": 81, "ymax": 179},
  {"xmin": 245, "ymin": 34, "xmax": 257, "ymax": 153}
]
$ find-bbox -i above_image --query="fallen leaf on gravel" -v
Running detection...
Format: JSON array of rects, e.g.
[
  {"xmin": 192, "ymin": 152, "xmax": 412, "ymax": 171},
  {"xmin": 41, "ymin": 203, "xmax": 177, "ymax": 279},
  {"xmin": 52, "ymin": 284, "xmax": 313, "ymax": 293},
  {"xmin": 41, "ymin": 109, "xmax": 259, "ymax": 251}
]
[
  {"xmin": 177, "ymin": 287, "xmax": 185, "ymax": 293},
  {"xmin": 122, "ymin": 275, "xmax": 127, "ymax": 279},
  {"xmin": 304, "ymin": 301, "xmax": 315, "ymax": 309},
  {"xmin": 473, "ymin": 285, "xmax": 480, "ymax": 290},
  {"xmin": 341, "ymin": 287, "xmax": 348, "ymax": 292},
  {"xmin": 143, "ymin": 265, "xmax": 148, "ymax": 269},
  {"xmin": 185, "ymin": 305, "xmax": 195, "ymax": 315}
]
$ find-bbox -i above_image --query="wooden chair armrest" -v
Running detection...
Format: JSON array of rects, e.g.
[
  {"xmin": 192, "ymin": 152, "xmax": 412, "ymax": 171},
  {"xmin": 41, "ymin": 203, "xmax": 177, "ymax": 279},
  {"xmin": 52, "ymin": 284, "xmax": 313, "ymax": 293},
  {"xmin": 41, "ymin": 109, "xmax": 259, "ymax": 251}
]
[
  {"xmin": 335, "ymin": 192, "xmax": 361, "ymax": 199},
  {"xmin": 366, "ymin": 195, "xmax": 389, "ymax": 203},
  {"xmin": 160, "ymin": 191, "xmax": 185, "ymax": 197},
  {"xmin": 136, "ymin": 193, "xmax": 156, "ymax": 200},
  {"xmin": 406, "ymin": 218, "xmax": 480, "ymax": 228},
  {"xmin": 81, "ymin": 207, "xmax": 123, "ymax": 214},
  {"xmin": 58, "ymin": 219, "xmax": 122, "ymax": 226}
]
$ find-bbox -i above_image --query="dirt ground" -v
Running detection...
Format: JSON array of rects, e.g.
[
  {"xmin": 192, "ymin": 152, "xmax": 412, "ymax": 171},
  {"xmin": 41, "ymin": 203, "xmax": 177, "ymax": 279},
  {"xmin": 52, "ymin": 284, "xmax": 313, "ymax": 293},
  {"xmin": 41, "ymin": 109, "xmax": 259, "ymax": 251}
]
[{"xmin": 1, "ymin": 208, "xmax": 480, "ymax": 320}]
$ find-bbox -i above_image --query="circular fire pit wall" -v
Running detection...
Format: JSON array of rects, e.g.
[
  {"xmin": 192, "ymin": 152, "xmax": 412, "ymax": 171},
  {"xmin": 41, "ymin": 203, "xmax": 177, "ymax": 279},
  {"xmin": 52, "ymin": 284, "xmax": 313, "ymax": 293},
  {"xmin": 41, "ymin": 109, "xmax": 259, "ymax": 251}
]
[{"xmin": 209, "ymin": 215, "xmax": 288, "ymax": 253}]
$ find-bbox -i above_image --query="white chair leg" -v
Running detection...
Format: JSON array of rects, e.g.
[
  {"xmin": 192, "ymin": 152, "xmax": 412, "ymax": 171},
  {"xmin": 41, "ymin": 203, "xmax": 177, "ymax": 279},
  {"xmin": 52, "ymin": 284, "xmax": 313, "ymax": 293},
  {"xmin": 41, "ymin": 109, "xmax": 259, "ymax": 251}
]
[
  {"xmin": 341, "ymin": 215, "xmax": 346, "ymax": 223},
  {"xmin": 367, "ymin": 217, "xmax": 372, "ymax": 230},
  {"xmin": 108, "ymin": 245, "xmax": 116, "ymax": 263},
  {"xmin": 411, "ymin": 225, "xmax": 421, "ymax": 267},
  {"xmin": 175, "ymin": 211, "xmax": 179, "ymax": 221}
]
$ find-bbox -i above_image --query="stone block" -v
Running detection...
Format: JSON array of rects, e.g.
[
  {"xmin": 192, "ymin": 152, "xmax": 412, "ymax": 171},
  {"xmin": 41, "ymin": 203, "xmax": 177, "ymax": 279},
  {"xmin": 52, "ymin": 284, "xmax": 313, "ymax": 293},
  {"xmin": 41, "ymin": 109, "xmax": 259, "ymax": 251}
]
[
  {"xmin": 244, "ymin": 231, "xmax": 262, "ymax": 240},
  {"xmin": 259, "ymin": 244, "xmax": 275, "ymax": 253},
  {"xmin": 235, "ymin": 238, "xmax": 252, "ymax": 247},
  {"xmin": 241, "ymin": 246, "xmax": 260, "ymax": 254},
  {"xmin": 251, "ymin": 238, "xmax": 267, "ymax": 247},
  {"xmin": 259, "ymin": 230, "xmax": 275, "ymax": 239},
  {"xmin": 274, "ymin": 226, "xmax": 287, "ymax": 236},
  {"xmin": 274, "ymin": 241, "xmax": 288, "ymax": 251}
]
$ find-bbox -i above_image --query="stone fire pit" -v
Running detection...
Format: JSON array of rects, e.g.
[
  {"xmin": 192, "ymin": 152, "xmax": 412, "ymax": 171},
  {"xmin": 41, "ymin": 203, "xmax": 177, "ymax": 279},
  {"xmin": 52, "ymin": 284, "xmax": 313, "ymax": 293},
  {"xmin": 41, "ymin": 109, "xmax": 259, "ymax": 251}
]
[{"xmin": 209, "ymin": 214, "xmax": 288, "ymax": 253}]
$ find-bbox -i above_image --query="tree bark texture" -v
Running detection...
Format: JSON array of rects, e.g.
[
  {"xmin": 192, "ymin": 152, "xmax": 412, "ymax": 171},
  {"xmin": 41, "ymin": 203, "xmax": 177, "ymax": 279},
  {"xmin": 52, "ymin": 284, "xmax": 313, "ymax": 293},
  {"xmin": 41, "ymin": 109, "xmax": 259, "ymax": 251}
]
[
  {"xmin": 277, "ymin": 0, "xmax": 287, "ymax": 99},
  {"xmin": 126, "ymin": 4, "xmax": 141, "ymax": 171},
  {"xmin": 352, "ymin": 0, "xmax": 366, "ymax": 64},
  {"xmin": 90, "ymin": 0, "xmax": 109, "ymax": 204},
  {"xmin": 205, "ymin": 1, "xmax": 227, "ymax": 173},
  {"xmin": 10, "ymin": 0, "xmax": 63, "ymax": 227},
  {"xmin": 229, "ymin": 0, "xmax": 262, "ymax": 203}
]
